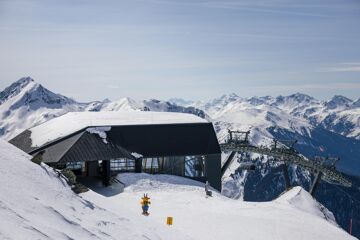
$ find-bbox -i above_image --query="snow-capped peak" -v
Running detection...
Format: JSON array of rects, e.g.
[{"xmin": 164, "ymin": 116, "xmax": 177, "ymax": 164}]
[
  {"xmin": 1, "ymin": 77, "xmax": 77, "ymax": 110},
  {"xmin": 0, "ymin": 77, "xmax": 84, "ymax": 140},
  {"xmin": 288, "ymin": 92, "xmax": 314, "ymax": 102},
  {"xmin": 0, "ymin": 77, "xmax": 35, "ymax": 105},
  {"xmin": 101, "ymin": 97, "xmax": 143, "ymax": 111},
  {"xmin": 202, "ymin": 93, "xmax": 241, "ymax": 112},
  {"xmin": 218, "ymin": 93, "xmax": 241, "ymax": 102},
  {"xmin": 325, "ymin": 95, "xmax": 353, "ymax": 110},
  {"xmin": 272, "ymin": 93, "xmax": 316, "ymax": 109},
  {"xmin": 13, "ymin": 76, "xmax": 34, "ymax": 86},
  {"xmin": 213, "ymin": 93, "xmax": 240, "ymax": 104},
  {"xmin": 352, "ymin": 98, "xmax": 360, "ymax": 108},
  {"xmin": 101, "ymin": 98, "xmax": 111, "ymax": 103},
  {"xmin": 10, "ymin": 82, "xmax": 76, "ymax": 111}
]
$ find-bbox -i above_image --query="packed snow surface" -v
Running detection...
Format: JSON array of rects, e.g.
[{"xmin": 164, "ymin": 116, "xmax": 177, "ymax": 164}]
[
  {"xmin": 0, "ymin": 139, "xmax": 190, "ymax": 240},
  {"xmin": 0, "ymin": 139, "xmax": 355, "ymax": 240},
  {"xmin": 82, "ymin": 173, "xmax": 355, "ymax": 240},
  {"xmin": 29, "ymin": 111, "xmax": 207, "ymax": 147}
]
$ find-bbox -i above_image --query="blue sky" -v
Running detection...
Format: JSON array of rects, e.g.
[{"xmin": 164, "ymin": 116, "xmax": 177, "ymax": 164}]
[{"xmin": 0, "ymin": 0, "xmax": 359, "ymax": 102}]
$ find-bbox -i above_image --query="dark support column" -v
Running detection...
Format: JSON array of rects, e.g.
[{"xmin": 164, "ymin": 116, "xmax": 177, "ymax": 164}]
[
  {"xmin": 206, "ymin": 154, "xmax": 222, "ymax": 192},
  {"xmin": 282, "ymin": 163, "xmax": 291, "ymax": 190},
  {"xmin": 221, "ymin": 151, "xmax": 236, "ymax": 178},
  {"xmin": 135, "ymin": 158, "xmax": 142, "ymax": 173},
  {"xmin": 310, "ymin": 171, "xmax": 322, "ymax": 196},
  {"xmin": 102, "ymin": 160, "xmax": 111, "ymax": 186},
  {"xmin": 87, "ymin": 161, "xmax": 99, "ymax": 177}
]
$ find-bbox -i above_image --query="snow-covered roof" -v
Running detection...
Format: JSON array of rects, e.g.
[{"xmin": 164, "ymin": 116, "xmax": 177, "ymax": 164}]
[{"xmin": 29, "ymin": 111, "xmax": 208, "ymax": 147}]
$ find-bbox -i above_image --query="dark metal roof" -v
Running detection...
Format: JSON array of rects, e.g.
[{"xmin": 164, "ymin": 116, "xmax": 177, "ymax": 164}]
[
  {"xmin": 41, "ymin": 131, "xmax": 84, "ymax": 163},
  {"xmin": 9, "ymin": 130, "xmax": 36, "ymax": 153},
  {"xmin": 59, "ymin": 132, "xmax": 134, "ymax": 163}
]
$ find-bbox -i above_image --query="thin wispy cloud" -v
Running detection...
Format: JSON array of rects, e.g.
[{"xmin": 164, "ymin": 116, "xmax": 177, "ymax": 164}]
[
  {"xmin": 253, "ymin": 83, "xmax": 360, "ymax": 92},
  {"xmin": 320, "ymin": 63, "xmax": 360, "ymax": 73},
  {"xmin": 135, "ymin": 0, "xmax": 328, "ymax": 17}
]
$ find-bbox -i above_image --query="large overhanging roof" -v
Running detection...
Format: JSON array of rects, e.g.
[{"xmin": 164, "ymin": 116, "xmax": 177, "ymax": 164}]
[{"xmin": 29, "ymin": 111, "xmax": 208, "ymax": 147}]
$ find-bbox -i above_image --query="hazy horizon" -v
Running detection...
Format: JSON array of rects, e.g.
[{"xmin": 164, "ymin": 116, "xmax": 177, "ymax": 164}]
[
  {"xmin": 1, "ymin": 0, "xmax": 359, "ymax": 102},
  {"xmin": 2, "ymin": 76, "xmax": 359, "ymax": 103}
]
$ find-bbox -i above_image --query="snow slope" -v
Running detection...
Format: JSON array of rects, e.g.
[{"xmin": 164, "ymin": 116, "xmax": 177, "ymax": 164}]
[
  {"xmin": 0, "ymin": 139, "xmax": 191, "ymax": 240},
  {"xmin": 2, "ymin": 138, "xmax": 352, "ymax": 240},
  {"xmin": 82, "ymin": 173, "xmax": 355, "ymax": 240}
]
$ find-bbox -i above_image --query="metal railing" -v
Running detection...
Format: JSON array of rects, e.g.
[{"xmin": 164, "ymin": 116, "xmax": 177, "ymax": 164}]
[{"xmin": 220, "ymin": 130, "xmax": 351, "ymax": 188}]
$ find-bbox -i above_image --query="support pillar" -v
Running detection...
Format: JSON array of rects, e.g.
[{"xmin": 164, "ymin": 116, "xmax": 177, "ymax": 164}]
[
  {"xmin": 310, "ymin": 171, "xmax": 322, "ymax": 196},
  {"xmin": 282, "ymin": 163, "xmax": 291, "ymax": 190},
  {"xmin": 135, "ymin": 158, "xmax": 142, "ymax": 173},
  {"xmin": 102, "ymin": 160, "xmax": 111, "ymax": 186},
  {"xmin": 221, "ymin": 151, "xmax": 236, "ymax": 177},
  {"xmin": 349, "ymin": 218, "xmax": 353, "ymax": 235},
  {"xmin": 206, "ymin": 154, "xmax": 222, "ymax": 192}
]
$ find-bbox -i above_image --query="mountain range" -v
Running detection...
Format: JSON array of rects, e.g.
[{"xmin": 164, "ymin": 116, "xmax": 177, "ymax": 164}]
[
  {"xmin": 2, "ymin": 77, "xmax": 359, "ymax": 141},
  {"xmin": 1, "ymin": 77, "xmax": 360, "ymax": 237}
]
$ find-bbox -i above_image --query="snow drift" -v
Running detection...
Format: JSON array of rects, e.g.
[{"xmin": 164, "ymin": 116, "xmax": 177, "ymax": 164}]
[{"xmin": 276, "ymin": 186, "xmax": 337, "ymax": 225}]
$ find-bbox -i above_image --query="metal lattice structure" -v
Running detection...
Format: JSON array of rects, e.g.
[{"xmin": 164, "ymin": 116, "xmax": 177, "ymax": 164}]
[{"xmin": 220, "ymin": 130, "xmax": 352, "ymax": 191}]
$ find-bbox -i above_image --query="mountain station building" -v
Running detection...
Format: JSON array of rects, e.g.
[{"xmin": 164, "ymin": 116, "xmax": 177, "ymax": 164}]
[{"xmin": 9, "ymin": 111, "xmax": 222, "ymax": 191}]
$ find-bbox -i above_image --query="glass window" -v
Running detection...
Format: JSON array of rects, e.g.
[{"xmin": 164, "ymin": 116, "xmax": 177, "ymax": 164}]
[
  {"xmin": 142, "ymin": 157, "xmax": 161, "ymax": 174},
  {"xmin": 158, "ymin": 157, "xmax": 164, "ymax": 172},
  {"xmin": 146, "ymin": 158, "xmax": 152, "ymax": 169},
  {"xmin": 110, "ymin": 158, "xmax": 135, "ymax": 172},
  {"xmin": 173, "ymin": 156, "xmax": 185, "ymax": 176},
  {"xmin": 185, "ymin": 156, "xmax": 206, "ymax": 177},
  {"xmin": 161, "ymin": 156, "xmax": 172, "ymax": 174},
  {"xmin": 66, "ymin": 162, "xmax": 83, "ymax": 170},
  {"xmin": 152, "ymin": 158, "xmax": 159, "ymax": 172},
  {"xmin": 156, "ymin": 156, "xmax": 185, "ymax": 176},
  {"xmin": 140, "ymin": 155, "xmax": 206, "ymax": 177}
]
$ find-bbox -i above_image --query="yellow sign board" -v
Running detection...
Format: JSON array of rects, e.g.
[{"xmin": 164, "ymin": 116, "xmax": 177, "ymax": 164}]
[{"xmin": 166, "ymin": 216, "xmax": 173, "ymax": 226}]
